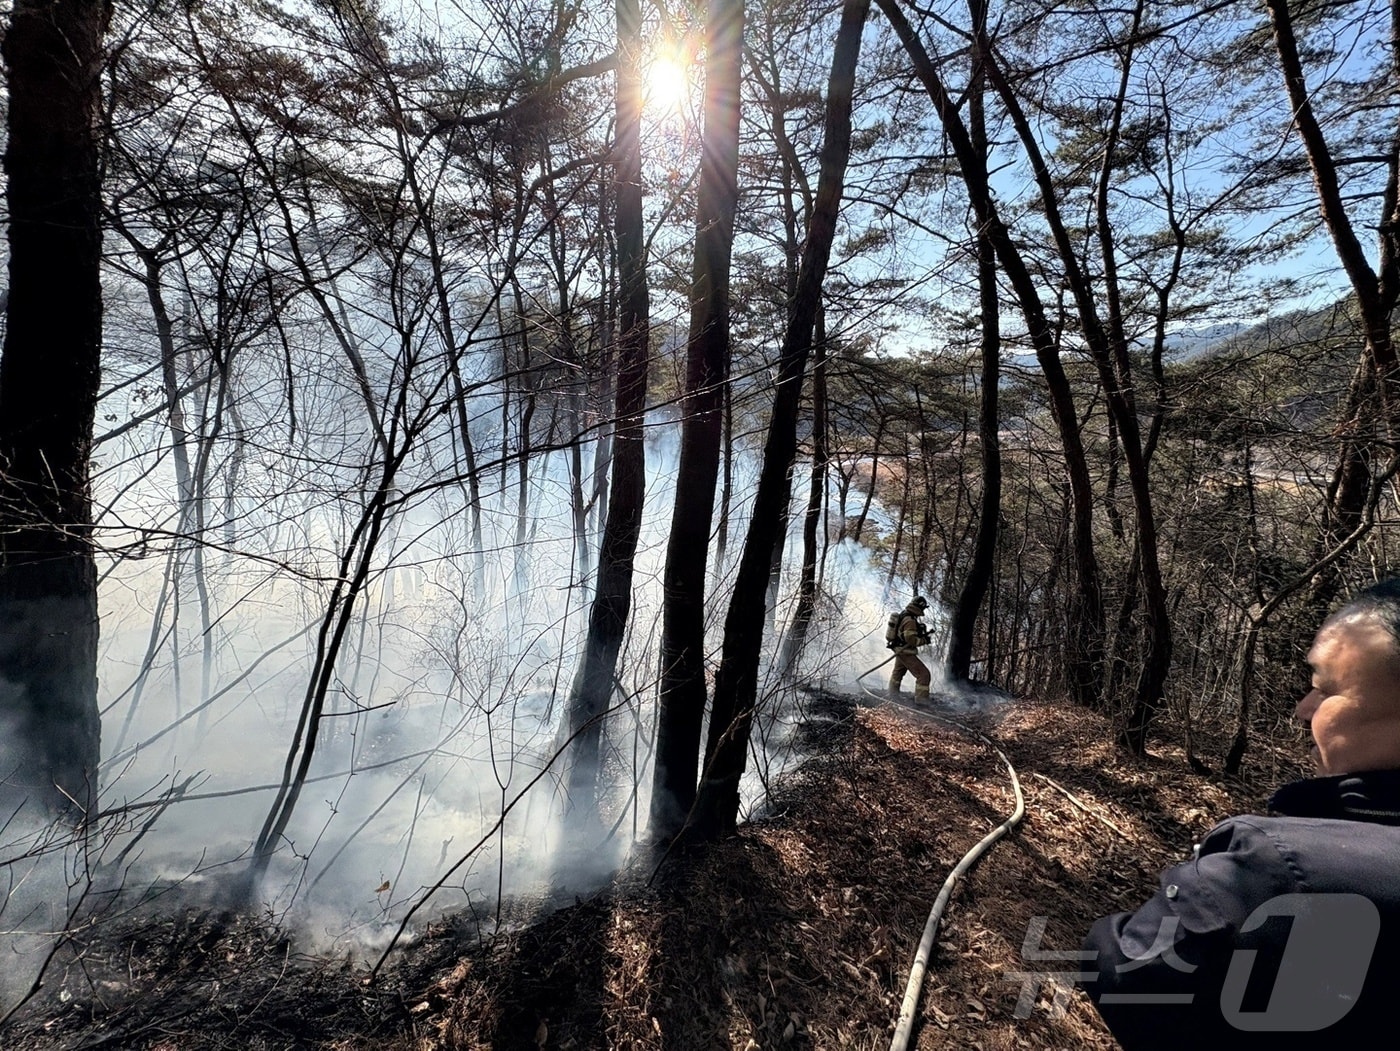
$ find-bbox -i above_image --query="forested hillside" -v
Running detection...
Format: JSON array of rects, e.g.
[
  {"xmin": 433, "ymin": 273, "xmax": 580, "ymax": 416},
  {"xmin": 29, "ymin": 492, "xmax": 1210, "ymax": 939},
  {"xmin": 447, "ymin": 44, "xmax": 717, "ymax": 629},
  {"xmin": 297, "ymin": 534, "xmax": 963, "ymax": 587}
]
[{"xmin": 1, "ymin": 0, "xmax": 1396, "ymax": 1045}]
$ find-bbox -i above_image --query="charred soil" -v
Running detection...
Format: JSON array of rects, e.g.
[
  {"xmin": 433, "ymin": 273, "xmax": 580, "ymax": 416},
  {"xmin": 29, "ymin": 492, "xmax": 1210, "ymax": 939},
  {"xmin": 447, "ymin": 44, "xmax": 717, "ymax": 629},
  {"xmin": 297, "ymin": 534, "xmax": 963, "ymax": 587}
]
[{"xmin": 3, "ymin": 692, "xmax": 1307, "ymax": 1049}]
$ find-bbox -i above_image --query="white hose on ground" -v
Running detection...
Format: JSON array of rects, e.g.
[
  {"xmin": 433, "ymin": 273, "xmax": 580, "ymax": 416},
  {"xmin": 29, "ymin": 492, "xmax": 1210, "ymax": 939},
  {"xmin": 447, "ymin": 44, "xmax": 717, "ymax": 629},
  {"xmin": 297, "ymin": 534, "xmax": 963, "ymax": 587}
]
[{"xmin": 853, "ymin": 662, "xmax": 1026, "ymax": 1051}]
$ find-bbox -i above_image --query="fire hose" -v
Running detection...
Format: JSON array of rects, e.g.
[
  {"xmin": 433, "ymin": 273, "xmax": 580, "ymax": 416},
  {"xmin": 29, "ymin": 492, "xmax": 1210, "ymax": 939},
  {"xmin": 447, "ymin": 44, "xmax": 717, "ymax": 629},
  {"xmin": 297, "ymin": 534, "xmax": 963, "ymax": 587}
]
[{"xmin": 856, "ymin": 657, "xmax": 1027, "ymax": 1051}]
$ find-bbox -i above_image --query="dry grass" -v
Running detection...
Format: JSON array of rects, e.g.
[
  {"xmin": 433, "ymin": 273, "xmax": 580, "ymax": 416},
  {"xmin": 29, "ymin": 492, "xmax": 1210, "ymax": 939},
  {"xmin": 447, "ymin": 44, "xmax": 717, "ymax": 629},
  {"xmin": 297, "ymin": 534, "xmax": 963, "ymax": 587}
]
[{"xmin": 3, "ymin": 692, "xmax": 1304, "ymax": 1049}]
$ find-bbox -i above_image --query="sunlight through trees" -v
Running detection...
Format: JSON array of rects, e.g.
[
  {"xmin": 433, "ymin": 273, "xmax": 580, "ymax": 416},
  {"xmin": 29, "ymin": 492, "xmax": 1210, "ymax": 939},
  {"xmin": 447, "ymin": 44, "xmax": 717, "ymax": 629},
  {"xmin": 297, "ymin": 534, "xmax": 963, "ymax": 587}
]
[{"xmin": 2, "ymin": 0, "xmax": 1399, "ymax": 1018}]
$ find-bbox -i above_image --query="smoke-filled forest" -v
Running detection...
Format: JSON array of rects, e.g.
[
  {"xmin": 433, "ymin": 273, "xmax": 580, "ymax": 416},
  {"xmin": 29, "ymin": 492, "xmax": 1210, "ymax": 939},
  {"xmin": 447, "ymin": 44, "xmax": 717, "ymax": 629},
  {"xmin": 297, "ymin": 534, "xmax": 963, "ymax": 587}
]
[{"xmin": 0, "ymin": 0, "xmax": 1397, "ymax": 1046}]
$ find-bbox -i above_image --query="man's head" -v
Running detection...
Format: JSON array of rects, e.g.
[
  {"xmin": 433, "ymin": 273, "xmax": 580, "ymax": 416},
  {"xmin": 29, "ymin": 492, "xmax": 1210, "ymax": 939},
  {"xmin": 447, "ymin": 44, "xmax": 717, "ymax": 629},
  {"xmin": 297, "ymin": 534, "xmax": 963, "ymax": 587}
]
[
  {"xmin": 906, "ymin": 596, "xmax": 929, "ymax": 615},
  {"xmin": 1296, "ymin": 577, "xmax": 1400, "ymax": 775}
]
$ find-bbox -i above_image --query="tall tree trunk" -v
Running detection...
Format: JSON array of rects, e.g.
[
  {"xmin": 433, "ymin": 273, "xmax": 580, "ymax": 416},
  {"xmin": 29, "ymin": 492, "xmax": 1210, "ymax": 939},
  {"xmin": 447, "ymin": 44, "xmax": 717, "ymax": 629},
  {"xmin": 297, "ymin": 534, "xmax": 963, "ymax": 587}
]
[
  {"xmin": 762, "ymin": 75, "xmax": 811, "ymax": 642},
  {"xmin": 763, "ymin": 464, "xmax": 793, "ymax": 635},
  {"xmin": 1266, "ymin": 0, "xmax": 1400, "ymax": 607},
  {"xmin": 1087, "ymin": 3, "xmax": 1171, "ymax": 747},
  {"xmin": 883, "ymin": 438, "xmax": 911, "ymax": 595},
  {"xmin": 947, "ymin": 0, "xmax": 1001, "ymax": 684},
  {"xmin": 848, "ymin": 413, "xmax": 885, "ymax": 544},
  {"xmin": 540, "ymin": 144, "xmax": 592, "ymax": 584},
  {"xmin": 716, "ymin": 376, "xmax": 733, "ymax": 568},
  {"xmin": 979, "ymin": 12, "xmax": 1168, "ymax": 742},
  {"xmin": 778, "ymin": 311, "xmax": 828, "ymax": 677},
  {"xmin": 879, "ymin": 0, "xmax": 1104, "ymax": 707},
  {"xmin": 0, "ymin": 0, "xmax": 111, "ymax": 817},
  {"xmin": 590, "ymin": 252, "xmax": 616, "ymax": 549},
  {"xmin": 649, "ymin": 0, "xmax": 745, "ymax": 843},
  {"xmin": 691, "ymin": 0, "xmax": 870, "ymax": 842},
  {"xmin": 563, "ymin": 0, "xmax": 650, "ymax": 817}
]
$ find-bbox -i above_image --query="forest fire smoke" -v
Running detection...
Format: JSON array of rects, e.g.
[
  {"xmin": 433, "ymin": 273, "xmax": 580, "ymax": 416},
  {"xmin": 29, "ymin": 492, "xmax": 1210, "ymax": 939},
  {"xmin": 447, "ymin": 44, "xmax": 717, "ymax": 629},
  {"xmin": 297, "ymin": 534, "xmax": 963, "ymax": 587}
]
[{"xmin": 1, "ymin": 422, "xmax": 926, "ymax": 1006}]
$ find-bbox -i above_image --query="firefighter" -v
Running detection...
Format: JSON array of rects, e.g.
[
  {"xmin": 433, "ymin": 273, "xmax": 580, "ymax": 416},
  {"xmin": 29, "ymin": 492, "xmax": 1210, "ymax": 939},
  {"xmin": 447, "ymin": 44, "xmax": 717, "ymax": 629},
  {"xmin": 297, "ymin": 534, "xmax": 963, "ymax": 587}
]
[{"xmin": 887, "ymin": 595, "xmax": 933, "ymax": 701}]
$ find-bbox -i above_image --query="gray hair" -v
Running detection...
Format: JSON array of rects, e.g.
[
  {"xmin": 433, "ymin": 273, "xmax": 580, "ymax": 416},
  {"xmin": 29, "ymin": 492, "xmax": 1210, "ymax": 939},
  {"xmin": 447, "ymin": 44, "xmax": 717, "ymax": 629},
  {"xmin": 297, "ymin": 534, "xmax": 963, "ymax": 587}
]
[{"xmin": 1335, "ymin": 576, "xmax": 1400, "ymax": 651}]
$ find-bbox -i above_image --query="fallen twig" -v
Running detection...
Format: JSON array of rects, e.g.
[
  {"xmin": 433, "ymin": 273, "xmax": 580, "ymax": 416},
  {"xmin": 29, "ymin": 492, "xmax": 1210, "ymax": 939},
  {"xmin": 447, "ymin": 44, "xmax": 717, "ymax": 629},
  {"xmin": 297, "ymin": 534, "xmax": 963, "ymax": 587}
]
[{"xmin": 1031, "ymin": 772, "xmax": 1129, "ymax": 839}]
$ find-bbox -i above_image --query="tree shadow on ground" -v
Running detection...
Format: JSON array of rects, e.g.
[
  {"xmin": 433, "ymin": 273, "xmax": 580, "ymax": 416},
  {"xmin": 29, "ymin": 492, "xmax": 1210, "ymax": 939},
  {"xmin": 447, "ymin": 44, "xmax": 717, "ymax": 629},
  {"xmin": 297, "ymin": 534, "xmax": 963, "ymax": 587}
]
[{"xmin": 436, "ymin": 689, "xmax": 864, "ymax": 1050}]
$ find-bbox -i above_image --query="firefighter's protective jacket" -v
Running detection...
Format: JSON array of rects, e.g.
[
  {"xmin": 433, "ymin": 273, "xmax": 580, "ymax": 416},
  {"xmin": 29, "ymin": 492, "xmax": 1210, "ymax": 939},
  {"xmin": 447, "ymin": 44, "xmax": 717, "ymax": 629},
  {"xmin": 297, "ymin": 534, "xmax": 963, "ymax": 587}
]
[{"xmin": 890, "ymin": 603, "xmax": 926, "ymax": 656}]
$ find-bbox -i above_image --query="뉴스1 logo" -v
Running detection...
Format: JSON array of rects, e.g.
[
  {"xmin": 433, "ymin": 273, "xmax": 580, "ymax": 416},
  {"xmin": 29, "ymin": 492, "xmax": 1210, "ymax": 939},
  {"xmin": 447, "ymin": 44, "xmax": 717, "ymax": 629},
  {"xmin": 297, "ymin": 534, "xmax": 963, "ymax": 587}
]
[{"xmin": 1005, "ymin": 894, "xmax": 1379, "ymax": 1029}]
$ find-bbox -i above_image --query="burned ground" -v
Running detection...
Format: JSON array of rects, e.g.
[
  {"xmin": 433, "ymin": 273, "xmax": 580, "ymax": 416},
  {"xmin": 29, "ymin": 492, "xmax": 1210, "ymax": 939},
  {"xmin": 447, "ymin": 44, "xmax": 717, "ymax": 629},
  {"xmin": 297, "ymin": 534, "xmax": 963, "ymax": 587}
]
[{"xmin": 2, "ymin": 693, "xmax": 1304, "ymax": 1049}]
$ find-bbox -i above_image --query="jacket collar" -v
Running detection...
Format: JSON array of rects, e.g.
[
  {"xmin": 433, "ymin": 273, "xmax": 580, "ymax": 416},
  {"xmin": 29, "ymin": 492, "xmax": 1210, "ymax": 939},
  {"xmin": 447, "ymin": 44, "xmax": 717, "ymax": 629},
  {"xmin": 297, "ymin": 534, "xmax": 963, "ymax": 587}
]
[{"xmin": 1268, "ymin": 770, "xmax": 1400, "ymax": 824}]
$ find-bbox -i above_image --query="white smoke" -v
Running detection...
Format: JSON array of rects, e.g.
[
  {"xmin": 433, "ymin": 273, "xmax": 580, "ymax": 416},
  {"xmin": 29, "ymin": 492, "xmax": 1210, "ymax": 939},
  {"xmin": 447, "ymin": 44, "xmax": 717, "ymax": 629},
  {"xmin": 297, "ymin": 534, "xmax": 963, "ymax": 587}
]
[{"xmin": 2, "ymin": 403, "xmax": 921, "ymax": 1012}]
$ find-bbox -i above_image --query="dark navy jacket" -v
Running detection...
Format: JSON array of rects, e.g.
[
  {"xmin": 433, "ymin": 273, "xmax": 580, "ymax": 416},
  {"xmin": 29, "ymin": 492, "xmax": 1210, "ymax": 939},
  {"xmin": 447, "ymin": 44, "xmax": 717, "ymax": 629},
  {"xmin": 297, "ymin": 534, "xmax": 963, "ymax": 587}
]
[{"xmin": 1082, "ymin": 771, "xmax": 1400, "ymax": 1048}]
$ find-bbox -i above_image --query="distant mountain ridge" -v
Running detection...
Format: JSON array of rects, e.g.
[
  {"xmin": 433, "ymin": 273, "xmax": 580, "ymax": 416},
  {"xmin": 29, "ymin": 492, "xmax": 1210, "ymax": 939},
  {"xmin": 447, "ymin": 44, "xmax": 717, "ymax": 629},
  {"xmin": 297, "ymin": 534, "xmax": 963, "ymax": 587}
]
[{"xmin": 1168, "ymin": 296, "xmax": 1365, "ymax": 363}]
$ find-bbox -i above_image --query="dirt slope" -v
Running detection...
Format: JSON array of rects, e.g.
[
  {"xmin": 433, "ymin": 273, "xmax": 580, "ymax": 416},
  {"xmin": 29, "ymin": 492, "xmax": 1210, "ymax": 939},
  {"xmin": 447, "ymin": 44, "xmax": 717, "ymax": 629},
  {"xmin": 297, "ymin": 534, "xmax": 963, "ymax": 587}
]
[{"xmin": 3, "ymin": 692, "xmax": 1306, "ymax": 1049}]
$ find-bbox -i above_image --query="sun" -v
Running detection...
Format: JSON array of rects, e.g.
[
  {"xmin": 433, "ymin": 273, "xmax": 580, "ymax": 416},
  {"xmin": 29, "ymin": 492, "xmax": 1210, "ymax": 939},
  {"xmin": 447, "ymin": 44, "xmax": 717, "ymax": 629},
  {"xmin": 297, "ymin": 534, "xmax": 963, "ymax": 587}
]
[{"xmin": 646, "ymin": 55, "xmax": 692, "ymax": 114}]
